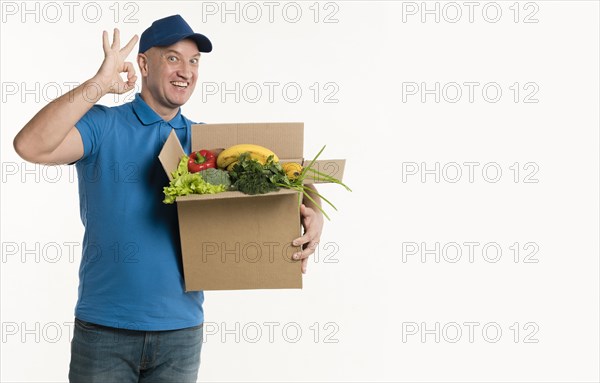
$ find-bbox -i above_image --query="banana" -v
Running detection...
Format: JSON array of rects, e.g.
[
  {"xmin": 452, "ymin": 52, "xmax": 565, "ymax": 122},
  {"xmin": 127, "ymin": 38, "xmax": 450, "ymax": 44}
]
[
  {"xmin": 217, "ymin": 144, "xmax": 279, "ymax": 169},
  {"xmin": 282, "ymin": 162, "xmax": 303, "ymax": 180}
]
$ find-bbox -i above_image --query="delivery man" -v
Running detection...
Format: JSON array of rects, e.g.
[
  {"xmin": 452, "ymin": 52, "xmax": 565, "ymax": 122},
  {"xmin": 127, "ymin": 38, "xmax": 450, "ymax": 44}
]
[{"xmin": 13, "ymin": 14, "xmax": 323, "ymax": 382}]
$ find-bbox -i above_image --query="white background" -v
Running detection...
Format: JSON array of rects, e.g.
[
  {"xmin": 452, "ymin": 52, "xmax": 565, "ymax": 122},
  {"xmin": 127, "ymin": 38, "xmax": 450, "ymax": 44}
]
[{"xmin": 1, "ymin": 1, "xmax": 599, "ymax": 382}]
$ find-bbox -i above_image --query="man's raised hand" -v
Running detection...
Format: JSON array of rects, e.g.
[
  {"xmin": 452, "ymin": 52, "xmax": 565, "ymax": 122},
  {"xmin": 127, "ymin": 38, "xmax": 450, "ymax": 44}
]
[{"xmin": 94, "ymin": 28, "xmax": 139, "ymax": 94}]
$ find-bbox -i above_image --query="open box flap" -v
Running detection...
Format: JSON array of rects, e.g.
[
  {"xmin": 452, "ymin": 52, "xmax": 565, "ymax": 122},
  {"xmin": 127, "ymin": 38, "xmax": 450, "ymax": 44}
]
[
  {"xmin": 302, "ymin": 159, "xmax": 346, "ymax": 184},
  {"xmin": 158, "ymin": 130, "xmax": 186, "ymax": 181},
  {"xmin": 192, "ymin": 122, "xmax": 304, "ymax": 160}
]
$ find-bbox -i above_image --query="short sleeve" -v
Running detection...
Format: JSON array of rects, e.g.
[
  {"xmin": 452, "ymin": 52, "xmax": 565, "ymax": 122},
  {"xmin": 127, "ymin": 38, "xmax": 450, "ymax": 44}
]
[{"xmin": 74, "ymin": 104, "xmax": 110, "ymax": 161}]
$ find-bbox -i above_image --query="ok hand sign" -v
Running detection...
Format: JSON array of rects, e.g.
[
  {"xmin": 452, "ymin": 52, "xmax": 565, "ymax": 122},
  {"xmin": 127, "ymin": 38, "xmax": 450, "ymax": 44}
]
[{"xmin": 94, "ymin": 28, "xmax": 139, "ymax": 94}]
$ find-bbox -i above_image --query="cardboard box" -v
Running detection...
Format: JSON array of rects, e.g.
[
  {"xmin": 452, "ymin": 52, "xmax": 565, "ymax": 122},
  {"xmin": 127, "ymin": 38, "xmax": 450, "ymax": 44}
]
[{"xmin": 158, "ymin": 123, "xmax": 345, "ymax": 291}]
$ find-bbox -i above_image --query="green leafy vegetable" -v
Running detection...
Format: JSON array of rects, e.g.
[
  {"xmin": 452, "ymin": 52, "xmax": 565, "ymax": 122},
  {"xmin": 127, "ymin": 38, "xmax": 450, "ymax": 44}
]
[
  {"xmin": 171, "ymin": 154, "xmax": 189, "ymax": 179},
  {"xmin": 163, "ymin": 155, "xmax": 227, "ymax": 204},
  {"xmin": 229, "ymin": 153, "xmax": 284, "ymax": 195}
]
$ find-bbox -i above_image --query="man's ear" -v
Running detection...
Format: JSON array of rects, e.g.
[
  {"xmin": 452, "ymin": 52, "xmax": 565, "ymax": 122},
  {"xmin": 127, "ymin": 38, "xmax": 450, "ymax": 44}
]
[{"xmin": 137, "ymin": 53, "xmax": 149, "ymax": 77}]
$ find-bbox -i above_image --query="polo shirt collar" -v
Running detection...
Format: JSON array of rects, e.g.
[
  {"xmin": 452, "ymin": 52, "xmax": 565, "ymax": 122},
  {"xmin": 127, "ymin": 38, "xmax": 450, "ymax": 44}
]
[{"xmin": 132, "ymin": 93, "xmax": 186, "ymax": 129}]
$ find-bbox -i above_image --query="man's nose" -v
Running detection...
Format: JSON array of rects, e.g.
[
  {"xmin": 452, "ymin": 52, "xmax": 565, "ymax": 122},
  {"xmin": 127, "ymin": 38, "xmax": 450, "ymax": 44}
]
[{"xmin": 177, "ymin": 62, "xmax": 193, "ymax": 79}]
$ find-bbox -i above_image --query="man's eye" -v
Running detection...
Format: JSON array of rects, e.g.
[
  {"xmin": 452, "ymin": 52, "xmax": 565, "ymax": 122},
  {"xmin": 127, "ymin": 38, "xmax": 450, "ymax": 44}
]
[
  {"xmin": 190, "ymin": 58, "xmax": 199, "ymax": 65},
  {"xmin": 168, "ymin": 56, "xmax": 178, "ymax": 62}
]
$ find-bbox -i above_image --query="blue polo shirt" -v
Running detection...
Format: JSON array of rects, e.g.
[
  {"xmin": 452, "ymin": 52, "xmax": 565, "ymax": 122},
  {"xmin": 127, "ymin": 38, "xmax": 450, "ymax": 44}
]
[{"xmin": 73, "ymin": 93, "xmax": 203, "ymax": 331}]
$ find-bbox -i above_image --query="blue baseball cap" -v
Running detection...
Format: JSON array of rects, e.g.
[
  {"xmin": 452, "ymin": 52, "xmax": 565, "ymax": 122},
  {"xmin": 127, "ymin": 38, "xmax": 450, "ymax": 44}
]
[{"xmin": 139, "ymin": 14, "xmax": 212, "ymax": 54}]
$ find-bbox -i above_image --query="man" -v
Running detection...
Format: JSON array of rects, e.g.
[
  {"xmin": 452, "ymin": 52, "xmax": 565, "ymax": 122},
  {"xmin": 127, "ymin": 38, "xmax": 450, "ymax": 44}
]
[{"xmin": 13, "ymin": 15, "xmax": 323, "ymax": 382}]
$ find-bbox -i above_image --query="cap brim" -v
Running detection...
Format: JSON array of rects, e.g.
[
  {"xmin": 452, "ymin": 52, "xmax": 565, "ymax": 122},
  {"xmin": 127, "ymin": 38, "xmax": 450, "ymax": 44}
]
[{"xmin": 186, "ymin": 33, "xmax": 212, "ymax": 53}]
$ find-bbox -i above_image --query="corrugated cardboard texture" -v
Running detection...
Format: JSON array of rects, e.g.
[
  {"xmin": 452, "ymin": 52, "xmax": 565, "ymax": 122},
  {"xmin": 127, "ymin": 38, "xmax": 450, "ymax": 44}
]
[
  {"xmin": 158, "ymin": 130, "xmax": 185, "ymax": 181},
  {"xmin": 191, "ymin": 123, "xmax": 304, "ymax": 160},
  {"xmin": 176, "ymin": 188, "xmax": 299, "ymax": 202},
  {"xmin": 157, "ymin": 122, "xmax": 346, "ymax": 291},
  {"xmin": 177, "ymin": 191, "xmax": 303, "ymax": 290}
]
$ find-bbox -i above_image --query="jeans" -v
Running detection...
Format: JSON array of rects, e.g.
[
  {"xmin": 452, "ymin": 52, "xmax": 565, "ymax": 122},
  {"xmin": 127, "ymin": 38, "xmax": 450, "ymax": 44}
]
[{"xmin": 69, "ymin": 318, "xmax": 203, "ymax": 383}]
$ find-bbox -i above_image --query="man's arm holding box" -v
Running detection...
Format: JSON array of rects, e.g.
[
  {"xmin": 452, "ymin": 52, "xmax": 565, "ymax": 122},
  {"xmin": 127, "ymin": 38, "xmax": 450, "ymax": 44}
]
[{"xmin": 292, "ymin": 184, "xmax": 324, "ymax": 274}]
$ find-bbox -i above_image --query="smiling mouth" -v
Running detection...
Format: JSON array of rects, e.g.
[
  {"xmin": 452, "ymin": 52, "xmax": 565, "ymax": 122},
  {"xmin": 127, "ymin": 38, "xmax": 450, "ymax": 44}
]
[{"xmin": 171, "ymin": 81, "xmax": 189, "ymax": 89}]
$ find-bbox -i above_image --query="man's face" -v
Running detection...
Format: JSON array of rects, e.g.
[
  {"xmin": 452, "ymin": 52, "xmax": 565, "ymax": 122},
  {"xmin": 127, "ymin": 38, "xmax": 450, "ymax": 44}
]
[{"xmin": 139, "ymin": 39, "xmax": 200, "ymax": 109}]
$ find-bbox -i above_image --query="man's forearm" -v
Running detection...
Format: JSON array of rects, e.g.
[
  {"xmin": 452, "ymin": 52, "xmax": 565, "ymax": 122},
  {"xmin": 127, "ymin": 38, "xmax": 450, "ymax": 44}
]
[
  {"xmin": 13, "ymin": 77, "xmax": 108, "ymax": 163},
  {"xmin": 303, "ymin": 184, "xmax": 322, "ymax": 212}
]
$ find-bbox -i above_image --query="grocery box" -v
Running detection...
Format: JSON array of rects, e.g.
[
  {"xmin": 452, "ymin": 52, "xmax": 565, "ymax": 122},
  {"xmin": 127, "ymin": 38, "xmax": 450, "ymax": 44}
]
[{"xmin": 158, "ymin": 122, "xmax": 345, "ymax": 291}]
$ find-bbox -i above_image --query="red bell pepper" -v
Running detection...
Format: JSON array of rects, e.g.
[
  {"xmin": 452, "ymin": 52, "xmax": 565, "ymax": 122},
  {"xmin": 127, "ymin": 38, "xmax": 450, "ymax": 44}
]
[{"xmin": 188, "ymin": 150, "xmax": 216, "ymax": 173}]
